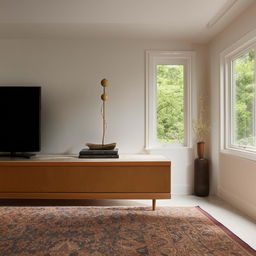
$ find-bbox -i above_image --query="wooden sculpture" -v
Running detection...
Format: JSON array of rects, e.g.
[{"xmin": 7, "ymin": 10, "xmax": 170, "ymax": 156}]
[{"xmin": 86, "ymin": 79, "xmax": 116, "ymax": 150}]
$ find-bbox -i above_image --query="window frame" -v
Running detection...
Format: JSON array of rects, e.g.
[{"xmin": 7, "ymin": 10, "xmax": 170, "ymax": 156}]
[
  {"xmin": 220, "ymin": 30, "xmax": 256, "ymax": 160},
  {"xmin": 145, "ymin": 50, "xmax": 195, "ymax": 150}
]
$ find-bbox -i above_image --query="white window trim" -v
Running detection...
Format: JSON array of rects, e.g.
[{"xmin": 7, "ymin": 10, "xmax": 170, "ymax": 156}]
[
  {"xmin": 220, "ymin": 29, "xmax": 256, "ymax": 161},
  {"xmin": 145, "ymin": 50, "xmax": 195, "ymax": 150}
]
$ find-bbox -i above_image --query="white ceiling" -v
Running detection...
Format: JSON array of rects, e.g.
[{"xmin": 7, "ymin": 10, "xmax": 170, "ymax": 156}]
[{"xmin": 0, "ymin": 0, "xmax": 253, "ymax": 43}]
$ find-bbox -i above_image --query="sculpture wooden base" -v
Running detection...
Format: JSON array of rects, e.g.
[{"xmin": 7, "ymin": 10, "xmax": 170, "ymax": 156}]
[{"xmin": 86, "ymin": 143, "xmax": 116, "ymax": 150}]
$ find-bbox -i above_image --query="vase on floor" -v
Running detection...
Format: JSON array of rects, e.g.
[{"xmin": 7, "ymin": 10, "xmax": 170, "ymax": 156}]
[{"xmin": 194, "ymin": 142, "xmax": 209, "ymax": 196}]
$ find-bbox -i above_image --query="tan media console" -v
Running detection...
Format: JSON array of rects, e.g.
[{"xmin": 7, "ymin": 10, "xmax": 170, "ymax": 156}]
[{"xmin": 0, "ymin": 154, "xmax": 171, "ymax": 210}]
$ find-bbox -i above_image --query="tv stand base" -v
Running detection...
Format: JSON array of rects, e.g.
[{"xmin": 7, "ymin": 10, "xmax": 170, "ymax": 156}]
[{"xmin": 0, "ymin": 155, "xmax": 171, "ymax": 210}]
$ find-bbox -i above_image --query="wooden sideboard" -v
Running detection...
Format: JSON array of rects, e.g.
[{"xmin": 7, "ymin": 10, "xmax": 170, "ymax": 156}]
[{"xmin": 0, "ymin": 154, "xmax": 171, "ymax": 210}]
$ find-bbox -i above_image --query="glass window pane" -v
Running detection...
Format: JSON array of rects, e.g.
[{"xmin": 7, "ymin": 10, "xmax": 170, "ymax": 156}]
[
  {"xmin": 156, "ymin": 64, "xmax": 184, "ymax": 144},
  {"xmin": 232, "ymin": 49, "xmax": 256, "ymax": 147}
]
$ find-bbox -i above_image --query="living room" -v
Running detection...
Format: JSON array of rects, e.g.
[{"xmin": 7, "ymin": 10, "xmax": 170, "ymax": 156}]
[{"xmin": 0, "ymin": 0, "xmax": 255, "ymax": 255}]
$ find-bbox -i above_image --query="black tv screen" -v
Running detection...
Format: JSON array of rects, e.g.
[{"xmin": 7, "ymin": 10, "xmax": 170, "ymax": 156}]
[{"xmin": 0, "ymin": 86, "xmax": 41, "ymax": 155}]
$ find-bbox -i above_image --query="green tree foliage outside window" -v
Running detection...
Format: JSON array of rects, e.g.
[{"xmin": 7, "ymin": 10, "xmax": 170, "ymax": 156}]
[
  {"xmin": 232, "ymin": 49, "xmax": 256, "ymax": 147},
  {"xmin": 156, "ymin": 65, "xmax": 184, "ymax": 144}
]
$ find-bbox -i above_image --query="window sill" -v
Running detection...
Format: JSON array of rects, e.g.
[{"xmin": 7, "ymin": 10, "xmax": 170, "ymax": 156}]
[
  {"xmin": 221, "ymin": 147, "xmax": 256, "ymax": 162},
  {"xmin": 145, "ymin": 146, "xmax": 193, "ymax": 152}
]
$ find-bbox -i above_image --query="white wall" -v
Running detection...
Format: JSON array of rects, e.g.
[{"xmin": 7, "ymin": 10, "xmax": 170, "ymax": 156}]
[
  {"xmin": 209, "ymin": 2, "xmax": 256, "ymax": 219},
  {"xmin": 0, "ymin": 38, "xmax": 207, "ymax": 195}
]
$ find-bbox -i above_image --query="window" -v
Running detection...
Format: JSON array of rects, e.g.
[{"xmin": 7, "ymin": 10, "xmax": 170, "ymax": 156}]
[
  {"xmin": 146, "ymin": 51, "xmax": 194, "ymax": 149},
  {"xmin": 156, "ymin": 64, "xmax": 184, "ymax": 144},
  {"xmin": 232, "ymin": 49, "xmax": 256, "ymax": 149},
  {"xmin": 221, "ymin": 30, "xmax": 256, "ymax": 159}
]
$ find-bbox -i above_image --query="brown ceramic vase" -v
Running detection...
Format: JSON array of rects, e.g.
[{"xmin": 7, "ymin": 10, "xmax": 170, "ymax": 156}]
[{"xmin": 197, "ymin": 142, "xmax": 205, "ymax": 159}]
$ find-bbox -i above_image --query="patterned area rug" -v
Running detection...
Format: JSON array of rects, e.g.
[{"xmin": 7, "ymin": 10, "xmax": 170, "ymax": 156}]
[{"xmin": 0, "ymin": 206, "xmax": 255, "ymax": 256}]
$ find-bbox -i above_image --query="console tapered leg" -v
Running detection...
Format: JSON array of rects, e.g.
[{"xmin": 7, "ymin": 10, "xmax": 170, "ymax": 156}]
[{"xmin": 152, "ymin": 199, "xmax": 156, "ymax": 211}]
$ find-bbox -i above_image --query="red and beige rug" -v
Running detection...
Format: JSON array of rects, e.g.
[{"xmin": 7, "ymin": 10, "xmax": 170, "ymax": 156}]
[{"xmin": 0, "ymin": 206, "xmax": 255, "ymax": 256}]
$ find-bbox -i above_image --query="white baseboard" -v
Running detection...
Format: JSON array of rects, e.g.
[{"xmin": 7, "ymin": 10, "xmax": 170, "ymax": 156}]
[
  {"xmin": 172, "ymin": 184, "xmax": 193, "ymax": 195},
  {"xmin": 217, "ymin": 186, "xmax": 256, "ymax": 220}
]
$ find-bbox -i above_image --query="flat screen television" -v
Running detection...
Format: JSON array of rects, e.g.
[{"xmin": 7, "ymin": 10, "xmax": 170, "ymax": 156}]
[{"xmin": 0, "ymin": 86, "xmax": 41, "ymax": 158}]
